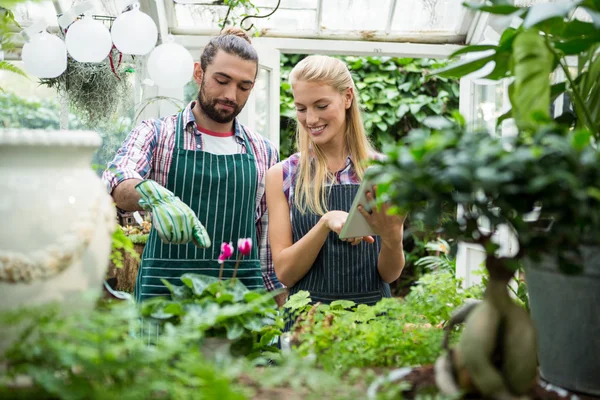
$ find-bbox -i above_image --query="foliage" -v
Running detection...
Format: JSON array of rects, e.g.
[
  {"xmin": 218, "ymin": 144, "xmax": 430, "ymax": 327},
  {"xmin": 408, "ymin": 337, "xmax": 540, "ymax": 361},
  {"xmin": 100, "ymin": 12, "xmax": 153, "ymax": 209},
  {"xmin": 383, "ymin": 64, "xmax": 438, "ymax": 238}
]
[
  {"xmin": 0, "ymin": 302, "xmax": 248, "ymax": 400},
  {"xmin": 285, "ymin": 271, "xmax": 483, "ymax": 373},
  {"xmin": 437, "ymin": 0, "xmax": 600, "ymax": 136},
  {"xmin": 0, "ymin": 7, "xmax": 26, "ymax": 91},
  {"xmin": 403, "ymin": 271, "xmax": 483, "ymax": 325},
  {"xmin": 372, "ymin": 117, "xmax": 600, "ymax": 273},
  {"xmin": 110, "ymin": 225, "xmax": 139, "ymax": 269},
  {"xmin": 279, "ymin": 54, "xmax": 460, "ymax": 159},
  {"xmin": 414, "ymin": 238, "xmax": 456, "ymax": 274},
  {"xmin": 140, "ymin": 274, "xmax": 283, "ymax": 359},
  {"xmin": 0, "ymin": 301, "xmax": 364, "ymax": 400},
  {"xmin": 39, "ymin": 50, "xmax": 134, "ymax": 126}
]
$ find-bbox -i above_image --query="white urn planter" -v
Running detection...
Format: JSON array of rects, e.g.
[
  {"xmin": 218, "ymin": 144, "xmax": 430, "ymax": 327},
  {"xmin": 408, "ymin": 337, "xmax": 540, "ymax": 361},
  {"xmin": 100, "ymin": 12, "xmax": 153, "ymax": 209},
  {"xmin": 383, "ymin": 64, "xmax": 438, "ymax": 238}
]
[{"xmin": 0, "ymin": 129, "xmax": 116, "ymax": 319}]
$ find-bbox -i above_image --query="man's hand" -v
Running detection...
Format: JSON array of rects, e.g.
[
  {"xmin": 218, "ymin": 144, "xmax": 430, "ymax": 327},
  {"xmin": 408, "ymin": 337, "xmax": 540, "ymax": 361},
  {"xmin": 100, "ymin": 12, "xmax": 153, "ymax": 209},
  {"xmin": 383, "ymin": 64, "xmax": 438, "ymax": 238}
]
[{"xmin": 135, "ymin": 180, "xmax": 211, "ymax": 248}]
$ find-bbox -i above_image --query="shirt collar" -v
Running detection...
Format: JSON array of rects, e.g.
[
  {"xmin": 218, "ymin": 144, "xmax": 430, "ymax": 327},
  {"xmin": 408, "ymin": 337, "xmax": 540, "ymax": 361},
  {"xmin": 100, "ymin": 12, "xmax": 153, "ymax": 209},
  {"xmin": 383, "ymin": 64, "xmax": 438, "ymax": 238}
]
[{"xmin": 183, "ymin": 101, "xmax": 245, "ymax": 141}]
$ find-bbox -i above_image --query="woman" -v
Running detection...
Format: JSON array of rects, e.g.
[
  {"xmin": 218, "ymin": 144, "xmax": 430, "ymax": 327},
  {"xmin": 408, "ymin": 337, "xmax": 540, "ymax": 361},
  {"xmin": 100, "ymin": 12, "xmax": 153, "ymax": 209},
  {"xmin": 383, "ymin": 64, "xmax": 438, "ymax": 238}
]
[{"xmin": 265, "ymin": 55, "xmax": 406, "ymax": 319}]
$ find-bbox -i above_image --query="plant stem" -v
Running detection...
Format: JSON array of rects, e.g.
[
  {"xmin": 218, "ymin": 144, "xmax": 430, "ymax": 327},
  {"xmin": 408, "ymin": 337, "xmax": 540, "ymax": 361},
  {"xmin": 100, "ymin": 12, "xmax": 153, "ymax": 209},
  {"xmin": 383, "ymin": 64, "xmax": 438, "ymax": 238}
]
[
  {"xmin": 231, "ymin": 254, "xmax": 242, "ymax": 282},
  {"xmin": 551, "ymin": 42, "xmax": 596, "ymax": 138},
  {"xmin": 218, "ymin": 261, "xmax": 225, "ymax": 281}
]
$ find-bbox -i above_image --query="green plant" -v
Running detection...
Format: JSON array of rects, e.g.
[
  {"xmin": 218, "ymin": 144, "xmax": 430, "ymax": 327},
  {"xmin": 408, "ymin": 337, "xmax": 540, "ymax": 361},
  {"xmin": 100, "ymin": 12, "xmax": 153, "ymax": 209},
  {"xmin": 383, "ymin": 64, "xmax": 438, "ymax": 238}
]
[
  {"xmin": 436, "ymin": 0, "xmax": 600, "ymax": 136},
  {"xmin": 285, "ymin": 271, "xmax": 483, "ymax": 374},
  {"xmin": 0, "ymin": 7, "xmax": 28, "ymax": 91},
  {"xmin": 414, "ymin": 238, "xmax": 456, "ymax": 274},
  {"xmin": 370, "ymin": 111, "xmax": 600, "ymax": 397},
  {"xmin": 110, "ymin": 224, "xmax": 139, "ymax": 269},
  {"xmin": 39, "ymin": 50, "xmax": 134, "ymax": 126},
  {"xmin": 141, "ymin": 274, "xmax": 283, "ymax": 359},
  {"xmin": 0, "ymin": 302, "xmax": 249, "ymax": 400}
]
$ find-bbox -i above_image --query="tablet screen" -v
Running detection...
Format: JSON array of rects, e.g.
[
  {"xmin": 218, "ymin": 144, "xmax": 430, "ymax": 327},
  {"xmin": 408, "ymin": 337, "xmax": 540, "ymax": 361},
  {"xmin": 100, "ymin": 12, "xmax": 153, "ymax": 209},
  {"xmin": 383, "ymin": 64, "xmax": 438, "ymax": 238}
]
[{"xmin": 339, "ymin": 173, "xmax": 378, "ymax": 239}]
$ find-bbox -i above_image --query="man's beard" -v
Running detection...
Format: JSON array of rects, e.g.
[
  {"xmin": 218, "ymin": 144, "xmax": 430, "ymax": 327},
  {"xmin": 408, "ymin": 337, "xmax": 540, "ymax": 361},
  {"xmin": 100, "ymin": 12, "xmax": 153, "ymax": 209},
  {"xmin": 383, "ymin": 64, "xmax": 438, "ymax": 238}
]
[{"xmin": 197, "ymin": 81, "xmax": 243, "ymax": 124}]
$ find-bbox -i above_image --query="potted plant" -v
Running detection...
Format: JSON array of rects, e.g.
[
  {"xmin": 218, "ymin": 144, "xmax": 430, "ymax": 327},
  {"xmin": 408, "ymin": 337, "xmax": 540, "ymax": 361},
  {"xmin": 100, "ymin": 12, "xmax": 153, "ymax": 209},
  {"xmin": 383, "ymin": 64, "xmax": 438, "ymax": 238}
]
[{"xmin": 411, "ymin": 0, "xmax": 600, "ymax": 395}]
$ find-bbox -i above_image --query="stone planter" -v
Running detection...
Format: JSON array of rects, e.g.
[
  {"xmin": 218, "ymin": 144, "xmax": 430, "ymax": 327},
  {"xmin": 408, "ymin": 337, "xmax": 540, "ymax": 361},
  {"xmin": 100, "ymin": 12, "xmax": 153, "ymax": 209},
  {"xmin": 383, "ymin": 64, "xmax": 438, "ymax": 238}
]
[
  {"xmin": 0, "ymin": 129, "xmax": 116, "ymax": 351},
  {"xmin": 524, "ymin": 245, "xmax": 600, "ymax": 396}
]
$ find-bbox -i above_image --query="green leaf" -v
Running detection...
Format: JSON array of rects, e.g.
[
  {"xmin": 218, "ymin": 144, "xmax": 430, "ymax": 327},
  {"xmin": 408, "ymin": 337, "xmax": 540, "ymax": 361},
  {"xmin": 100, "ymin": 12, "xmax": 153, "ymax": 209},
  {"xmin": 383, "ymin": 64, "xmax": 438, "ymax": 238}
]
[
  {"xmin": 422, "ymin": 116, "xmax": 453, "ymax": 130},
  {"xmin": 433, "ymin": 54, "xmax": 495, "ymax": 79},
  {"xmin": 225, "ymin": 321, "xmax": 245, "ymax": 340},
  {"xmin": 463, "ymin": 2, "xmax": 522, "ymax": 15},
  {"xmin": 554, "ymin": 37, "xmax": 600, "ymax": 55},
  {"xmin": 0, "ymin": 61, "xmax": 29, "ymax": 79},
  {"xmin": 570, "ymin": 129, "xmax": 592, "ymax": 150},
  {"xmin": 180, "ymin": 274, "xmax": 219, "ymax": 297},
  {"xmin": 523, "ymin": 2, "xmax": 576, "ymax": 28},
  {"xmin": 329, "ymin": 300, "xmax": 356, "ymax": 310},
  {"xmin": 509, "ymin": 29, "xmax": 553, "ymax": 129},
  {"xmin": 161, "ymin": 279, "xmax": 193, "ymax": 300},
  {"xmin": 449, "ymin": 44, "xmax": 497, "ymax": 58},
  {"xmin": 284, "ymin": 290, "xmax": 311, "ymax": 310}
]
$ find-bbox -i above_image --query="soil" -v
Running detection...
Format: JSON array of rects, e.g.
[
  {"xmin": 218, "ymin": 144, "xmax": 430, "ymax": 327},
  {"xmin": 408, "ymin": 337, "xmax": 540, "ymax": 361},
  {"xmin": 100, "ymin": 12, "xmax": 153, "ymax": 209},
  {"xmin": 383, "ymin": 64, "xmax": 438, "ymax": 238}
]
[{"xmin": 399, "ymin": 365, "xmax": 600, "ymax": 400}]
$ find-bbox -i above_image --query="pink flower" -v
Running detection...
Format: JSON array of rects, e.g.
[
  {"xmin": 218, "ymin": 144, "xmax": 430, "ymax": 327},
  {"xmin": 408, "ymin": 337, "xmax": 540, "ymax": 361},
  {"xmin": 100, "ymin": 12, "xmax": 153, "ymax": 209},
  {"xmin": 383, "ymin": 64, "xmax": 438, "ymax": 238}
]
[
  {"xmin": 237, "ymin": 238, "xmax": 253, "ymax": 256},
  {"xmin": 218, "ymin": 242, "xmax": 234, "ymax": 264}
]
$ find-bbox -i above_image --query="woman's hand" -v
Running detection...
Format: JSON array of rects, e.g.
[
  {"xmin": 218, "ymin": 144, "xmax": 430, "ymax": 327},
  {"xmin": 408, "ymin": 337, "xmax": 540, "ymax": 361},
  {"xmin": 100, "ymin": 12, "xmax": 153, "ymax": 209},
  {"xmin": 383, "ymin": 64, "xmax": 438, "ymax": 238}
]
[
  {"xmin": 357, "ymin": 186, "xmax": 406, "ymax": 248},
  {"xmin": 320, "ymin": 210, "xmax": 375, "ymax": 245}
]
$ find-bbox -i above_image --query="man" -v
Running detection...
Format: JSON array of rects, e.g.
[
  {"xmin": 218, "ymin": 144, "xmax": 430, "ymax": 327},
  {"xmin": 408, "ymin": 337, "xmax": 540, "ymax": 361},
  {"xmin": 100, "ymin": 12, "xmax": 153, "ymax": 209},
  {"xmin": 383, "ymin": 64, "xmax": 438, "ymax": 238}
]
[{"xmin": 103, "ymin": 27, "xmax": 284, "ymax": 304}]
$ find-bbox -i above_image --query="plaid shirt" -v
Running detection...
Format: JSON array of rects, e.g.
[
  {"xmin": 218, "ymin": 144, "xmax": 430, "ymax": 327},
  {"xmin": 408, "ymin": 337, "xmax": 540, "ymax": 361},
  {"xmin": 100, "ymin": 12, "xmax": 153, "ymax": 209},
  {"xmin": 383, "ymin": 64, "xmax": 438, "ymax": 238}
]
[
  {"xmin": 282, "ymin": 152, "xmax": 383, "ymax": 208},
  {"xmin": 102, "ymin": 101, "xmax": 282, "ymax": 291}
]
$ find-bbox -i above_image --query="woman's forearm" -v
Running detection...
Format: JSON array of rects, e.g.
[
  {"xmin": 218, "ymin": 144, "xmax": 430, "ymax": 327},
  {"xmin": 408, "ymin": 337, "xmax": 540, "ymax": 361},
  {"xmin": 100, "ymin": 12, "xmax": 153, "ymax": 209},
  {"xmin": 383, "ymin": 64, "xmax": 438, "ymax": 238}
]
[
  {"xmin": 377, "ymin": 238, "xmax": 405, "ymax": 283},
  {"xmin": 274, "ymin": 217, "xmax": 330, "ymax": 287}
]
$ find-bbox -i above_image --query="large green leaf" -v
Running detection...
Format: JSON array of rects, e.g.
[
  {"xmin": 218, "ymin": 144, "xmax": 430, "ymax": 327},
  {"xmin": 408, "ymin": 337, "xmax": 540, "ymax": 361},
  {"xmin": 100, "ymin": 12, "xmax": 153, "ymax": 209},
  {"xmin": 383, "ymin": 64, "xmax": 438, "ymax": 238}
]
[
  {"xmin": 463, "ymin": 2, "xmax": 522, "ymax": 15},
  {"xmin": 523, "ymin": 2, "xmax": 578, "ymax": 29},
  {"xmin": 432, "ymin": 54, "xmax": 495, "ymax": 79},
  {"xmin": 180, "ymin": 273, "xmax": 219, "ymax": 296},
  {"xmin": 449, "ymin": 44, "xmax": 497, "ymax": 58},
  {"xmin": 509, "ymin": 29, "xmax": 553, "ymax": 129},
  {"xmin": 554, "ymin": 36, "xmax": 600, "ymax": 55}
]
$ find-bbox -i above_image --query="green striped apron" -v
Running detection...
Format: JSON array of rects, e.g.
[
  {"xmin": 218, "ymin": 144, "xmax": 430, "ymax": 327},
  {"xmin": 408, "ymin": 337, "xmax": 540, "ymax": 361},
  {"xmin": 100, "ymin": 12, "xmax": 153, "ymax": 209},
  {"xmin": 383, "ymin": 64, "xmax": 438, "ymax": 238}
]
[{"xmin": 134, "ymin": 112, "xmax": 263, "ymax": 304}]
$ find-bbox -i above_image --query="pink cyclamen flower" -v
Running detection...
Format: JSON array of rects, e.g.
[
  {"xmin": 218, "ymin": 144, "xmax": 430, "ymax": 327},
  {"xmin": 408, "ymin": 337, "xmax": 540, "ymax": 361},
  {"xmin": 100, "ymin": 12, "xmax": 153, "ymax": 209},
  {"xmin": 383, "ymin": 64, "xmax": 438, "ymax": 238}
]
[
  {"xmin": 237, "ymin": 238, "xmax": 253, "ymax": 256},
  {"xmin": 218, "ymin": 242, "xmax": 234, "ymax": 264}
]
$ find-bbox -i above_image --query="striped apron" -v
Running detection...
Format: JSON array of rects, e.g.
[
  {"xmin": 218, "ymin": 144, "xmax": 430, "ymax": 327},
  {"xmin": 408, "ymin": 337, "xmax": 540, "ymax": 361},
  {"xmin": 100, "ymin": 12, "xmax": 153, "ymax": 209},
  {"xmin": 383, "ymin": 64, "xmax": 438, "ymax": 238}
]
[
  {"xmin": 285, "ymin": 184, "xmax": 392, "ymax": 331},
  {"xmin": 134, "ymin": 111, "xmax": 263, "ymax": 305}
]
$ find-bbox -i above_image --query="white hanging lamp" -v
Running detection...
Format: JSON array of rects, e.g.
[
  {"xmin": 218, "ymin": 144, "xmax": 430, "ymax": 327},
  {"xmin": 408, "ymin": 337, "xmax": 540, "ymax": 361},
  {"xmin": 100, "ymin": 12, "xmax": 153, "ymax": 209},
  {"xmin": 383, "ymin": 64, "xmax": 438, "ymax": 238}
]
[
  {"xmin": 147, "ymin": 35, "xmax": 194, "ymax": 88},
  {"xmin": 111, "ymin": 2, "xmax": 157, "ymax": 55},
  {"xmin": 60, "ymin": 1, "xmax": 112, "ymax": 63},
  {"xmin": 21, "ymin": 20, "xmax": 67, "ymax": 78}
]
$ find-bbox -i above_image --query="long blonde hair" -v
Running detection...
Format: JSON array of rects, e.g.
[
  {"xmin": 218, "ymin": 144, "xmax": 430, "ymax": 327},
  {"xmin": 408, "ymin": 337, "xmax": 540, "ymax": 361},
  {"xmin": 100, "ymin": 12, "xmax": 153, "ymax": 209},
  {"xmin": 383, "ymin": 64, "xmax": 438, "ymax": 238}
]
[{"xmin": 289, "ymin": 55, "xmax": 374, "ymax": 215}]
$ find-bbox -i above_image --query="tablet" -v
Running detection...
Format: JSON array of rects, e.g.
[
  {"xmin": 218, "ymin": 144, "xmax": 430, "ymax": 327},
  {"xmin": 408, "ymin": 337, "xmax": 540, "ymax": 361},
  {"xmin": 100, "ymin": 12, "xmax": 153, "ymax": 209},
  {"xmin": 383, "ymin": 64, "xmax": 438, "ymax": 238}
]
[{"xmin": 339, "ymin": 171, "xmax": 378, "ymax": 239}]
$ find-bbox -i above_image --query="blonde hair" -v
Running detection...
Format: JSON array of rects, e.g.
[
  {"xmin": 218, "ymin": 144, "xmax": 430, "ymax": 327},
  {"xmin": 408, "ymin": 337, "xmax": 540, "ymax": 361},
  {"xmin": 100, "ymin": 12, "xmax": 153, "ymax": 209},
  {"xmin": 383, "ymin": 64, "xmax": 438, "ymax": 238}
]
[{"xmin": 289, "ymin": 55, "xmax": 373, "ymax": 215}]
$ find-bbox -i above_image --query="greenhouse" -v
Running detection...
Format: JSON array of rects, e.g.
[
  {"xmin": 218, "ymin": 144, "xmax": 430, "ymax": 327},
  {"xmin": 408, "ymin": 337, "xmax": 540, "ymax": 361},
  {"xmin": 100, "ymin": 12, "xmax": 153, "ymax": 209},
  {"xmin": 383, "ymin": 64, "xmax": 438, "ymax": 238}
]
[{"xmin": 1, "ymin": 0, "xmax": 599, "ymax": 398}]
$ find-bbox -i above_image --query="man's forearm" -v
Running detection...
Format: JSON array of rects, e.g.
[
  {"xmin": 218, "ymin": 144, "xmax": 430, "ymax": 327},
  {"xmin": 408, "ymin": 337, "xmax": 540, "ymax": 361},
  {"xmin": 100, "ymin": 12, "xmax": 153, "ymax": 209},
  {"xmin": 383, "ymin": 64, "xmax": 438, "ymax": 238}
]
[{"xmin": 112, "ymin": 179, "xmax": 144, "ymax": 211}]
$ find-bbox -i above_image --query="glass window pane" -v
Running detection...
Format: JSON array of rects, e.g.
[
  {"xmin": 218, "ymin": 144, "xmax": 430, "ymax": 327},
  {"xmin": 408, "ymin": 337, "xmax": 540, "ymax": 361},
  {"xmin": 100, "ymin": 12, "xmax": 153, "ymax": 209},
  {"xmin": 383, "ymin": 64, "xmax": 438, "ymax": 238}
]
[
  {"xmin": 391, "ymin": 0, "xmax": 467, "ymax": 32},
  {"xmin": 254, "ymin": 67, "xmax": 270, "ymax": 138},
  {"xmin": 322, "ymin": 0, "xmax": 391, "ymax": 31}
]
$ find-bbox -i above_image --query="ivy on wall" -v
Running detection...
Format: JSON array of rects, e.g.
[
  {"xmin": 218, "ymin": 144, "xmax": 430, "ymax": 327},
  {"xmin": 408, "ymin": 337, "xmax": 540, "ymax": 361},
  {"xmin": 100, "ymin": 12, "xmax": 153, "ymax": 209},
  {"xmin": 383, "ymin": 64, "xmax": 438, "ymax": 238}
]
[{"xmin": 279, "ymin": 54, "xmax": 460, "ymax": 159}]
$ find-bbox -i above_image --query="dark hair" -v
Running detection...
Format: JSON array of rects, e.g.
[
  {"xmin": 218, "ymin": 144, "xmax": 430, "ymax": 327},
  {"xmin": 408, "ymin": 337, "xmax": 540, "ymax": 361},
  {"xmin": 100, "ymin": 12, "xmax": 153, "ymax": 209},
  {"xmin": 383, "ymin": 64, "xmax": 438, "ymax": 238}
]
[{"xmin": 200, "ymin": 27, "xmax": 258, "ymax": 73}]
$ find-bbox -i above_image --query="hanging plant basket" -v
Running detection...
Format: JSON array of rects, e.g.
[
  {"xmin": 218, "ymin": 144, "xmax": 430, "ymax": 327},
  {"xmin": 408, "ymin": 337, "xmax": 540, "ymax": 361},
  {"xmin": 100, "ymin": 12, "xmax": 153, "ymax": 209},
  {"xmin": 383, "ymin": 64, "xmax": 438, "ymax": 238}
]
[{"xmin": 40, "ymin": 47, "xmax": 134, "ymax": 126}]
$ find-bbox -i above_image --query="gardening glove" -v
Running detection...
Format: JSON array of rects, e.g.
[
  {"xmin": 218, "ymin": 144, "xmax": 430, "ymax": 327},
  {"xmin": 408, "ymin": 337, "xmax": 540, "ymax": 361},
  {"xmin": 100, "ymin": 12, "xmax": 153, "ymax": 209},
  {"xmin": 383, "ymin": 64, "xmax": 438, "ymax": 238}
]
[{"xmin": 135, "ymin": 179, "xmax": 211, "ymax": 248}]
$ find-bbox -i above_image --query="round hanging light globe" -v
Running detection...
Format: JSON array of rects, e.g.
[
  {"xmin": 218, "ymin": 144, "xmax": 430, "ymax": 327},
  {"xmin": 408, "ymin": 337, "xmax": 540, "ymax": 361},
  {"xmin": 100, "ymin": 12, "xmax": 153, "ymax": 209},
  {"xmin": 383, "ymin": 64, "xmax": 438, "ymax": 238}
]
[
  {"xmin": 21, "ymin": 32, "xmax": 67, "ymax": 78},
  {"xmin": 65, "ymin": 17, "xmax": 112, "ymax": 63},
  {"xmin": 147, "ymin": 42, "xmax": 194, "ymax": 88},
  {"xmin": 111, "ymin": 6, "xmax": 157, "ymax": 55}
]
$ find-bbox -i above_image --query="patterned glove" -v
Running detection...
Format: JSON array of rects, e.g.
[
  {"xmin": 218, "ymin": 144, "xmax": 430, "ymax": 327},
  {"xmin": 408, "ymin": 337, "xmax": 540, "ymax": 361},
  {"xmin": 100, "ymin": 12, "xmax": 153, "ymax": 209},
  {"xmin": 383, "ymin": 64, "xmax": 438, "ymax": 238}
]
[{"xmin": 135, "ymin": 180, "xmax": 211, "ymax": 248}]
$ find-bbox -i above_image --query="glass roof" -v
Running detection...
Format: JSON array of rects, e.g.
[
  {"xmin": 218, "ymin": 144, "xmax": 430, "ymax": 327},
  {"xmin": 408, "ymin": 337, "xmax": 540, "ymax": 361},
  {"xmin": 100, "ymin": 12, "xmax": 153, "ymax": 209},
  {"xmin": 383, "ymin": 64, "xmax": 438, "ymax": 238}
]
[
  {"xmin": 173, "ymin": 0, "xmax": 472, "ymax": 40},
  {"xmin": 12, "ymin": 0, "xmax": 582, "ymax": 45}
]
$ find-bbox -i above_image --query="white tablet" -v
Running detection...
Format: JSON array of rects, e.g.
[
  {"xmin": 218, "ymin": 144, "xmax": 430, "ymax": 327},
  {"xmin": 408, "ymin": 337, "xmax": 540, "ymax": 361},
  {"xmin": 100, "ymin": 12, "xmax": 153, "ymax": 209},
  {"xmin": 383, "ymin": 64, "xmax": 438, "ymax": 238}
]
[{"xmin": 339, "ymin": 172, "xmax": 378, "ymax": 239}]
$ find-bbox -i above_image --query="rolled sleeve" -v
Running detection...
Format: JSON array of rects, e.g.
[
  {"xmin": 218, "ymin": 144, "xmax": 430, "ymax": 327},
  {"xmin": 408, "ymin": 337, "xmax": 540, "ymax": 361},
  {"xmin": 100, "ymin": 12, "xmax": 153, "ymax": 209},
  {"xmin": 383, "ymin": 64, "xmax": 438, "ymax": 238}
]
[{"xmin": 102, "ymin": 120, "xmax": 157, "ymax": 194}]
